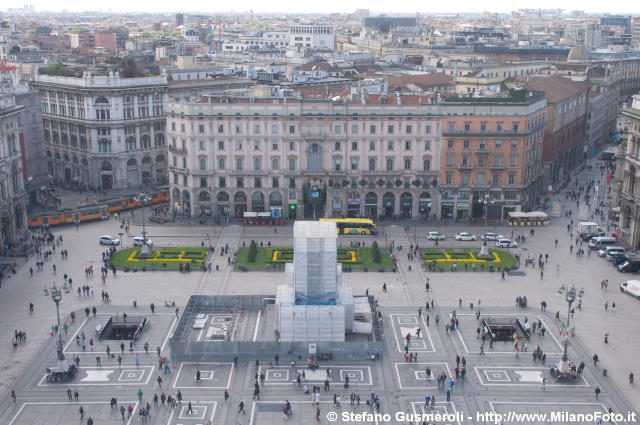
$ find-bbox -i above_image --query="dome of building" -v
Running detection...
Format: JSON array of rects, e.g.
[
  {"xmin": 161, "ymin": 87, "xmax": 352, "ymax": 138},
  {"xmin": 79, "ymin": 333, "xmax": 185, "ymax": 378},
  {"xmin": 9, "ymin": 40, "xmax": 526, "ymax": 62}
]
[{"xmin": 567, "ymin": 45, "xmax": 590, "ymax": 62}]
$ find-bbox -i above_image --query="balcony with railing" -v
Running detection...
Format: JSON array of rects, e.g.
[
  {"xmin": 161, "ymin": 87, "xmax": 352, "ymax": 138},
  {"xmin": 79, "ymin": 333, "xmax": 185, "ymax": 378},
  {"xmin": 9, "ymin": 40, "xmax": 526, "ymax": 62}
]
[{"xmin": 458, "ymin": 163, "xmax": 474, "ymax": 170}]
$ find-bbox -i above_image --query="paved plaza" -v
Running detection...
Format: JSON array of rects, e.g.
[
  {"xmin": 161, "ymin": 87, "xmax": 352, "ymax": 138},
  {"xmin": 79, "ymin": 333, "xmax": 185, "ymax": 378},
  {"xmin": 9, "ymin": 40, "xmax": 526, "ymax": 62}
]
[{"xmin": 0, "ymin": 165, "xmax": 639, "ymax": 424}]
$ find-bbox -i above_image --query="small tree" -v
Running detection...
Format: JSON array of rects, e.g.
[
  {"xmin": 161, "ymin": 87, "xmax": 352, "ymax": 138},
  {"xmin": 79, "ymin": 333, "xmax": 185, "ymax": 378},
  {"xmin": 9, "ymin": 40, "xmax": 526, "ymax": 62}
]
[
  {"xmin": 371, "ymin": 241, "xmax": 381, "ymax": 263},
  {"xmin": 247, "ymin": 240, "xmax": 258, "ymax": 263}
]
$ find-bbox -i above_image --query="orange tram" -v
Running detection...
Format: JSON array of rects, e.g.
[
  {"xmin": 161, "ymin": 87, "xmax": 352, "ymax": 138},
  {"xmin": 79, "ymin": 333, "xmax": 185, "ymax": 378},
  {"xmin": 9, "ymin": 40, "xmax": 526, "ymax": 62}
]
[{"xmin": 27, "ymin": 190, "xmax": 169, "ymax": 228}]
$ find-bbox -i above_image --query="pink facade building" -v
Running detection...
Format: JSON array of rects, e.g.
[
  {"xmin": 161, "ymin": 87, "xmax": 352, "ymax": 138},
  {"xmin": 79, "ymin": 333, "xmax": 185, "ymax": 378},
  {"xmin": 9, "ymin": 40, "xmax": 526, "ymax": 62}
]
[{"xmin": 167, "ymin": 92, "xmax": 549, "ymax": 220}]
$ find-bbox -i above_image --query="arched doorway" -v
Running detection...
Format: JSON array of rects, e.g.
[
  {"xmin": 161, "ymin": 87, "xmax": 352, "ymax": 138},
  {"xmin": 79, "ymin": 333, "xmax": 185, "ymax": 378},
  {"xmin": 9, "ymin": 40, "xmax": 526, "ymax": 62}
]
[
  {"xmin": 172, "ymin": 187, "xmax": 180, "ymax": 212},
  {"xmin": 251, "ymin": 192, "xmax": 265, "ymax": 212},
  {"xmin": 419, "ymin": 192, "xmax": 432, "ymax": 220},
  {"xmin": 100, "ymin": 161, "xmax": 113, "ymax": 189},
  {"xmin": 127, "ymin": 158, "xmax": 138, "ymax": 186},
  {"xmin": 141, "ymin": 156, "xmax": 152, "ymax": 185},
  {"xmin": 198, "ymin": 191, "xmax": 211, "ymax": 216},
  {"xmin": 364, "ymin": 192, "xmax": 378, "ymax": 218},
  {"xmin": 155, "ymin": 154, "xmax": 166, "ymax": 184},
  {"xmin": 382, "ymin": 192, "xmax": 395, "ymax": 218},
  {"xmin": 216, "ymin": 191, "xmax": 230, "ymax": 217},
  {"xmin": 346, "ymin": 192, "xmax": 360, "ymax": 217},
  {"xmin": 400, "ymin": 192, "xmax": 413, "ymax": 218},
  {"xmin": 234, "ymin": 192, "xmax": 247, "ymax": 217},
  {"xmin": 181, "ymin": 190, "xmax": 191, "ymax": 216},
  {"xmin": 269, "ymin": 192, "xmax": 283, "ymax": 218}
]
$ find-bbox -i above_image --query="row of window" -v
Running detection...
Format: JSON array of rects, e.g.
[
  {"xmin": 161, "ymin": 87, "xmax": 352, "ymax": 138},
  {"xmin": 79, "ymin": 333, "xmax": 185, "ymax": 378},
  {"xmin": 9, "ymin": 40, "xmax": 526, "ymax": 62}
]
[
  {"xmin": 175, "ymin": 138, "xmax": 435, "ymax": 153},
  {"xmin": 448, "ymin": 122, "xmax": 520, "ymax": 133},
  {"xmin": 445, "ymin": 153, "xmax": 519, "ymax": 167},
  {"xmin": 446, "ymin": 139, "xmax": 520, "ymax": 149},
  {"xmin": 444, "ymin": 172, "xmax": 518, "ymax": 185},
  {"xmin": 178, "ymin": 155, "xmax": 432, "ymax": 173},
  {"xmin": 169, "ymin": 122, "xmax": 435, "ymax": 136}
]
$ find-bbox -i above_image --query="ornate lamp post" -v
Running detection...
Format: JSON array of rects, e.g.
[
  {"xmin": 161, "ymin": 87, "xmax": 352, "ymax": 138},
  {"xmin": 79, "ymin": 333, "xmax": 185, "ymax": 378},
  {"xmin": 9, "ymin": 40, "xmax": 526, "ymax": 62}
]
[
  {"xmin": 559, "ymin": 285, "xmax": 577, "ymax": 372},
  {"xmin": 51, "ymin": 285, "xmax": 65, "ymax": 361}
]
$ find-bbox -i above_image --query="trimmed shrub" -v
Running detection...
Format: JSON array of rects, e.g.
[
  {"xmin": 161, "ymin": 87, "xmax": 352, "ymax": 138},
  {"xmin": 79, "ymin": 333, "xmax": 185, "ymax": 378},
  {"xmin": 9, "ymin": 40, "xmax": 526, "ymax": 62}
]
[
  {"xmin": 247, "ymin": 240, "xmax": 258, "ymax": 263},
  {"xmin": 371, "ymin": 241, "xmax": 381, "ymax": 263}
]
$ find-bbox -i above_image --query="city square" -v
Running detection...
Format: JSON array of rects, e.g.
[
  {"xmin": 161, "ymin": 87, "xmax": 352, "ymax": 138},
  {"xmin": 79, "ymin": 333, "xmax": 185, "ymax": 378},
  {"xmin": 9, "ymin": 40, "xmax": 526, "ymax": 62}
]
[
  {"xmin": 2, "ymin": 5, "xmax": 640, "ymax": 424},
  {"xmin": 0, "ymin": 163, "xmax": 637, "ymax": 425}
]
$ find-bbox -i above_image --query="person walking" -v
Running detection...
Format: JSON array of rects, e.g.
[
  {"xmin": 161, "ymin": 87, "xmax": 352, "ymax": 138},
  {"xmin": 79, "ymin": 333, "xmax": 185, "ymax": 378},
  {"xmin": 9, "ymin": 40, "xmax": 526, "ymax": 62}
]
[
  {"xmin": 10, "ymin": 390, "xmax": 16, "ymax": 403},
  {"xmin": 224, "ymin": 390, "xmax": 229, "ymax": 402},
  {"xmin": 78, "ymin": 406, "xmax": 84, "ymax": 419},
  {"xmin": 542, "ymin": 377, "xmax": 547, "ymax": 390},
  {"xmin": 238, "ymin": 400, "xmax": 246, "ymax": 414},
  {"xmin": 595, "ymin": 386, "xmax": 601, "ymax": 399},
  {"xmin": 137, "ymin": 388, "xmax": 143, "ymax": 403},
  {"xmin": 187, "ymin": 401, "xmax": 193, "ymax": 415}
]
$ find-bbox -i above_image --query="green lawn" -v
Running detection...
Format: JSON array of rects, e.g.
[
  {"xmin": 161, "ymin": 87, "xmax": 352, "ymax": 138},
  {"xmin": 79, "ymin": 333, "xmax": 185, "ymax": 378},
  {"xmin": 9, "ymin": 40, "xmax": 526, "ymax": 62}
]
[
  {"xmin": 235, "ymin": 247, "xmax": 394, "ymax": 271},
  {"xmin": 110, "ymin": 247, "xmax": 210, "ymax": 271},
  {"xmin": 422, "ymin": 247, "xmax": 517, "ymax": 271}
]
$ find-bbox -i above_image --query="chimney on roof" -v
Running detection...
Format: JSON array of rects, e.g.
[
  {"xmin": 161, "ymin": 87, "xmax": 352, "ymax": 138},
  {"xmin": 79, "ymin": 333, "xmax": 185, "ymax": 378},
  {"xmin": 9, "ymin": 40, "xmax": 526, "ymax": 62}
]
[{"xmin": 396, "ymin": 92, "xmax": 401, "ymax": 105}]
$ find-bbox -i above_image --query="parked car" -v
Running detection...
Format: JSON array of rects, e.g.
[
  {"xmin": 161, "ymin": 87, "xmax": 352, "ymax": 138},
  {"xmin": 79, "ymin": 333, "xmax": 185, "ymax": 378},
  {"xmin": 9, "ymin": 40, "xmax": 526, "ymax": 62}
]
[
  {"xmin": 133, "ymin": 236, "xmax": 153, "ymax": 247},
  {"xmin": 618, "ymin": 260, "xmax": 640, "ymax": 273},
  {"xmin": 427, "ymin": 232, "xmax": 445, "ymax": 241},
  {"xmin": 496, "ymin": 239, "xmax": 518, "ymax": 248},
  {"xmin": 455, "ymin": 232, "xmax": 477, "ymax": 241},
  {"xmin": 581, "ymin": 229, "xmax": 606, "ymax": 241},
  {"xmin": 99, "ymin": 235, "xmax": 120, "ymax": 246},
  {"xmin": 482, "ymin": 232, "xmax": 504, "ymax": 241},
  {"xmin": 598, "ymin": 246, "xmax": 625, "ymax": 258},
  {"xmin": 620, "ymin": 280, "xmax": 640, "ymax": 299},
  {"xmin": 610, "ymin": 253, "xmax": 630, "ymax": 265}
]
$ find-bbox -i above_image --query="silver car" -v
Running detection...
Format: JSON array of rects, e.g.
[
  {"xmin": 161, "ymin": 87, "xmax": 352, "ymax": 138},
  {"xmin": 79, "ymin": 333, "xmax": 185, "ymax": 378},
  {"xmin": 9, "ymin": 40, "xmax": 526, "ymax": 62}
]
[{"xmin": 99, "ymin": 235, "xmax": 120, "ymax": 246}]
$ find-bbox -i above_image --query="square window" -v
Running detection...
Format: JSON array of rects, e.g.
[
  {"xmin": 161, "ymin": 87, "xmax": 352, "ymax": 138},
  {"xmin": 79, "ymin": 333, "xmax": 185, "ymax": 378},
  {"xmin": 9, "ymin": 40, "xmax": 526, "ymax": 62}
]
[{"xmin": 447, "ymin": 139, "xmax": 454, "ymax": 149}]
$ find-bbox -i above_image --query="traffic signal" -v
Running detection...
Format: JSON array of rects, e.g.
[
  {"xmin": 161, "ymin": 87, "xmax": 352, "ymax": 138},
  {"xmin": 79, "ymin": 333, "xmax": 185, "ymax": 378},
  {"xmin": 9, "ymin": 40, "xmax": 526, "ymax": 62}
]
[{"xmin": 289, "ymin": 203, "xmax": 296, "ymax": 211}]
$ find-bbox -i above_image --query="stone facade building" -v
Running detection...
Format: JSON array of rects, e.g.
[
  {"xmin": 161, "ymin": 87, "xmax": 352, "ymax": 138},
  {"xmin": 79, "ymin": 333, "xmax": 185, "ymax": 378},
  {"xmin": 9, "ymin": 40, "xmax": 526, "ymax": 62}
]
[
  {"xmin": 438, "ymin": 93, "xmax": 547, "ymax": 220},
  {"xmin": 620, "ymin": 94, "xmax": 640, "ymax": 249},
  {"xmin": 167, "ymin": 91, "xmax": 549, "ymax": 220},
  {"xmin": 30, "ymin": 73, "xmax": 168, "ymax": 190},
  {"xmin": 0, "ymin": 91, "xmax": 27, "ymax": 252}
]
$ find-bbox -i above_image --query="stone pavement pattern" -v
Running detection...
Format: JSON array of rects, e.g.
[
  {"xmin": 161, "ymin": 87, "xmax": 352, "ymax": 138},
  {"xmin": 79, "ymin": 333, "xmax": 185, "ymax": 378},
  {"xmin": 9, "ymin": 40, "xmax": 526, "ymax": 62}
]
[{"xmin": 0, "ymin": 161, "xmax": 639, "ymax": 424}]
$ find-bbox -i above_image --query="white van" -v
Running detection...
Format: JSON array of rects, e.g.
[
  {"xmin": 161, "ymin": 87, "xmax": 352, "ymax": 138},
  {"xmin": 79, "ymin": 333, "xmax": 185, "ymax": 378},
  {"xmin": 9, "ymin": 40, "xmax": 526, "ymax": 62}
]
[
  {"xmin": 588, "ymin": 236, "xmax": 617, "ymax": 250},
  {"xmin": 620, "ymin": 280, "xmax": 640, "ymax": 299}
]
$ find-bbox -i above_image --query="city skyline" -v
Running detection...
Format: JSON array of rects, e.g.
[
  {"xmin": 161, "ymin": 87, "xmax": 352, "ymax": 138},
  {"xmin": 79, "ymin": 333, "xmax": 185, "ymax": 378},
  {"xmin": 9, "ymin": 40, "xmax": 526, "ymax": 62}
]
[{"xmin": 7, "ymin": 1, "xmax": 640, "ymax": 16}]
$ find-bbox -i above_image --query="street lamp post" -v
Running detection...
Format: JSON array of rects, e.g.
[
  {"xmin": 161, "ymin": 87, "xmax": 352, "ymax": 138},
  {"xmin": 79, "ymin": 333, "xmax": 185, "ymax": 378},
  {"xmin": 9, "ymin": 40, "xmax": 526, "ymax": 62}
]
[
  {"xmin": 559, "ymin": 285, "xmax": 577, "ymax": 372},
  {"xmin": 51, "ymin": 285, "xmax": 65, "ymax": 362}
]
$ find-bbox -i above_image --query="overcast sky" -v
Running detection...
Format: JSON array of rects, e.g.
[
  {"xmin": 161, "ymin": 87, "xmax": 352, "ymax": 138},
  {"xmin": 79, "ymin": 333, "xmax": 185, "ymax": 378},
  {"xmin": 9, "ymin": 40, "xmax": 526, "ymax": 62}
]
[{"xmin": 17, "ymin": 0, "xmax": 640, "ymax": 15}]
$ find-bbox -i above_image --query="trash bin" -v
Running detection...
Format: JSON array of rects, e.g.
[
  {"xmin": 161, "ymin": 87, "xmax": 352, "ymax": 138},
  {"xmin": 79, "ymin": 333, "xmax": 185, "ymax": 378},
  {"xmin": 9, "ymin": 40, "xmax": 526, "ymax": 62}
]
[
  {"xmin": 603, "ymin": 369, "xmax": 607, "ymax": 377},
  {"xmin": 133, "ymin": 301, "xmax": 137, "ymax": 308}
]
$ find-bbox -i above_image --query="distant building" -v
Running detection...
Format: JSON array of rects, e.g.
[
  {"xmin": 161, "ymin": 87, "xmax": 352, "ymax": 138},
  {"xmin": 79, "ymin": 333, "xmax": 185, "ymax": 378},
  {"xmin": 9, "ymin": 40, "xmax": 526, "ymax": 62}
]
[
  {"xmin": 176, "ymin": 13, "xmax": 184, "ymax": 27},
  {"xmin": 69, "ymin": 30, "xmax": 128, "ymax": 51},
  {"xmin": 363, "ymin": 17, "xmax": 416, "ymax": 33},
  {"xmin": 0, "ymin": 91, "xmax": 27, "ymax": 252},
  {"xmin": 31, "ymin": 73, "xmax": 168, "ymax": 190},
  {"xmin": 288, "ymin": 24, "xmax": 334, "ymax": 50}
]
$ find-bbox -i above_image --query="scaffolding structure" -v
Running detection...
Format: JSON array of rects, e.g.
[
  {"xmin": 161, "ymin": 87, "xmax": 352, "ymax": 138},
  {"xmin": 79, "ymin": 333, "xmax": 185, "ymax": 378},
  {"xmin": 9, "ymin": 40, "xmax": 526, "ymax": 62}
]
[{"xmin": 276, "ymin": 221, "xmax": 355, "ymax": 342}]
